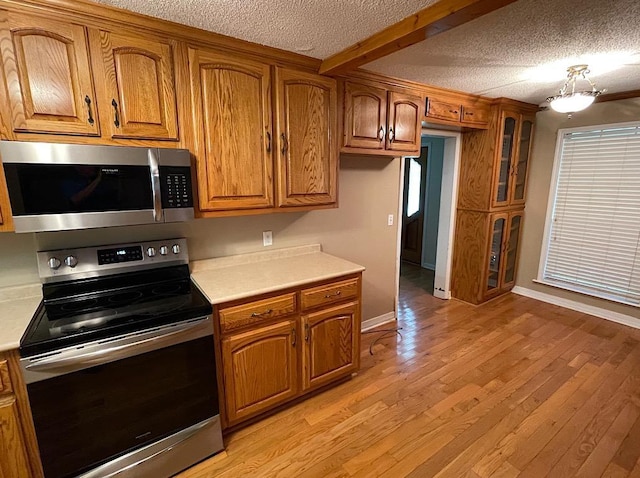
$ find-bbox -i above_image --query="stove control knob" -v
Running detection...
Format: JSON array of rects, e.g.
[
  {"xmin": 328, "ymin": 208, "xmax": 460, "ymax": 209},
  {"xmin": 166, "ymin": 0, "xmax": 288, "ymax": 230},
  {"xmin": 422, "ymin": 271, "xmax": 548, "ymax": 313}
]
[
  {"xmin": 147, "ymin": 247, "xmax": 156, "ymax": 258},
  {"xmin": 64, "ymin": 255, "xmax": 78, "ymax": 268},
  {"xmin": 159, "ymin": 245, "xmax": 169, "ymax": 256},
  {"xmin": 48, "ymin": 257, "xmax": 61, "ymax": 270},
  {"xmin": 172, "ymin": 244, "xmax": 181, "ymax": 254}
]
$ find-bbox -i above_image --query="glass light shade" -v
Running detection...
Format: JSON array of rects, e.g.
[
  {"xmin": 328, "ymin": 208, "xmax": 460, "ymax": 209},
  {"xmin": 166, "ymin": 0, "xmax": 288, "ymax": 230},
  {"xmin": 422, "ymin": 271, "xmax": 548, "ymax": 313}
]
[{"xmin": 548, "ymin": 92, "xmax": 597, "ymax": 113}]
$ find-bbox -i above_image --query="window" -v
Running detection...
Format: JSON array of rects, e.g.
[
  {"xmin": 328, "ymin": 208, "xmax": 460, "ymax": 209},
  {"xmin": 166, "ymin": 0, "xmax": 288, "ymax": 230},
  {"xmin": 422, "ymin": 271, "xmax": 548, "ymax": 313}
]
[{"xmin": 539, "ymin": 122, "xmax": 640, "ymax": 306}]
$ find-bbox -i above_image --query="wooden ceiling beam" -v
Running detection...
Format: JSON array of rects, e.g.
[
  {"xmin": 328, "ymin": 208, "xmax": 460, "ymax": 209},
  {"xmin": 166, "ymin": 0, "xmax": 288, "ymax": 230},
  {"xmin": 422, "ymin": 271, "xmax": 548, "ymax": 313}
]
[{"xmin": 319, "ymin": 0, "xmax": 519, "ymax": 76}]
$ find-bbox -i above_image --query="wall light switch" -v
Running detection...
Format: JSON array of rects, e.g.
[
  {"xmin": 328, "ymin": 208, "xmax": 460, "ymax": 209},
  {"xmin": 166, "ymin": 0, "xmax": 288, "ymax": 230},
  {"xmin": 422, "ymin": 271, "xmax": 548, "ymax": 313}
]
[
  {"xmin": 388, "ymin": 214, "xmax": 394, "ymax": 226},
  {"xmin": 263, "ymin": 230, "xmax": 273, "ymax": 246}
]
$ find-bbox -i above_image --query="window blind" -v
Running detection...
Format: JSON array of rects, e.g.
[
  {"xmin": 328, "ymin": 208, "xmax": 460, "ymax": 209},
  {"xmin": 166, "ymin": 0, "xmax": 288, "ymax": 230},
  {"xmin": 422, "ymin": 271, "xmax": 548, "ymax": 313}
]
[{"xmin": 542, "ymin": 124, "xmax": 640, "ymax": 306}]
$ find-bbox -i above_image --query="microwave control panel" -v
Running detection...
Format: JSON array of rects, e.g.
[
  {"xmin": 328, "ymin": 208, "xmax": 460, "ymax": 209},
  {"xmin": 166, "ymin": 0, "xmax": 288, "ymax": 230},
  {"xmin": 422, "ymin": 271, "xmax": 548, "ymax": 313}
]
[{"xmin": 160, "ymin": 167, "xmax": 193, "ymax": 209}]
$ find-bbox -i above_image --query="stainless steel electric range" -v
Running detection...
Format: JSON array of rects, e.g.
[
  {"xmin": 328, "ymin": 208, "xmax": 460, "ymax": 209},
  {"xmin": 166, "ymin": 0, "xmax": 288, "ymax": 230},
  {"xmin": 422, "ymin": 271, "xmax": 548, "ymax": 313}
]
[{"xmin": 19, "ymin": 238, "xmax": 223, "ymax": 478}]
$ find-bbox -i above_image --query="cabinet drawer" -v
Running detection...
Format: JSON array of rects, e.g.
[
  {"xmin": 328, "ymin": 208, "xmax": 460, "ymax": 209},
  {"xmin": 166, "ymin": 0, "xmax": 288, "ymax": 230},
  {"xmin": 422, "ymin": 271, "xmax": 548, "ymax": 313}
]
[
  {"xmin": 301, "ymin": 278, "xmax": 359, "ymax": 311},
  {"xmin": 219, "ymin": 293, "xmax": 297, "ymax": 332},
  {"xmin": 425, "ymin": 98, "xmax": 462, "ymax": 122},
  {"xmin": 0, "ymin": 360, "xmax": 12, "ymax": 395},
  {"xmin": 461, "ymin": 105, "xmax": 490, "ymax": 125}
]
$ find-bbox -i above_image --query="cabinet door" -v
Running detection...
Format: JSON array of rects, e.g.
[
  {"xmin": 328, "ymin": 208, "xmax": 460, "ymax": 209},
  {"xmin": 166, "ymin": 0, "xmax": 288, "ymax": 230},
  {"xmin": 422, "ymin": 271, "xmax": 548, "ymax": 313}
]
[
  {"xmin": 485, "ymin": 213, "xmax": 508, "ymax": 297},
  {"xmin": 302, "ymin": 301, "xmax": 359, "ymax": 391},
  {"xmin": 0, "ymin": 397, "xmax": 31, "ymax": 478},
  {"xmin": 510, "ymin": 116, "xmax": 534, "ymax": 205},
  {"xmin": 89, "ymin": 30, "xmax": 178, "ymax": 140},
  {"xmin": 425, "ymin": 97, "xmax": 461, "ymax": 122},
  {"xmin": 222, "ymin": 319, "xmax": 298, "ymax": 423},
  {"xmin": 387, "ymin": 91, "xmax": 421, "ymax": 152},
  {"xmin": 274, "ymin": 68, "xmax": 337, "ymax": 207},
  {"xmin": 343, "ymin": 82, "xmax": 387, "ymax": 150},
  {"xmin": 0, "ymin": 12, "xmax": 99, "ymax": 136},
  {"xmin": 491, "ymin": 111, "xmax": 518, "ymax": 208},
  {"xmin": 188, "ymin": 49, "xmax": 273, "ymax": 211},
  {"xmin": 501, "ymin": 211, "xmax": 524, "ymax": 289}
]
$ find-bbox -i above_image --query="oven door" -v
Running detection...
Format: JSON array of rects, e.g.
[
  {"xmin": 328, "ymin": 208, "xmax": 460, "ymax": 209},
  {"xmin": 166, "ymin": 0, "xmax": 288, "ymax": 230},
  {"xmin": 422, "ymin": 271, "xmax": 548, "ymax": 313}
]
[{"xmin": 21, "ymin": 317, "xmax": 222, "ymax": 478}]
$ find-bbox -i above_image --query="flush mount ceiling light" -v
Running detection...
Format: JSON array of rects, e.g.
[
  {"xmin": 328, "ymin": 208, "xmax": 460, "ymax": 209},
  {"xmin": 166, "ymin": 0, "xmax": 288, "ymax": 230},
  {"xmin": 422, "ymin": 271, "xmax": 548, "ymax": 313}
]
[{"xmin": 546, "ymin": 64, "xmax": 603, "ymax": 116}]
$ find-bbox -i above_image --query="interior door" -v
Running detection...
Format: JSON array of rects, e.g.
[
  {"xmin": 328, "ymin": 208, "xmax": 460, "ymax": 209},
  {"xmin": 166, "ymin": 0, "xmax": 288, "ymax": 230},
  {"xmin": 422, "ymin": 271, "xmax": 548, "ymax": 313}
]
[
  {"xmin": 274, "ymin": 67, "xmax": 337, "ymax": 207},
  {"xmin": 188, "ymin": 48, "xmax": 274, "ymax": 211},
  {"xmin": 89, "ymin": 30, "xmax": 178, "ymax": 140},
  {"xmin": 343, "ymin": 82, "xmax": 387, "ymax": 150},
  {"xmin": 0, "ymin": 12, "xmax": 99, "ymax": 136},
  {"xmin": 401, "ymin": 149, "xmax": 427, "ymax": 265}
]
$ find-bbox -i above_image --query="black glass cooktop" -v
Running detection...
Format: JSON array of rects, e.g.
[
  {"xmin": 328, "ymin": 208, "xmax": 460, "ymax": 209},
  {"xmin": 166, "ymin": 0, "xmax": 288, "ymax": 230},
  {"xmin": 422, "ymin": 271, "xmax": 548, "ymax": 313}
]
[{"xmin": 20, "ymin": 265, "xmax": 212, "ymax": 357}]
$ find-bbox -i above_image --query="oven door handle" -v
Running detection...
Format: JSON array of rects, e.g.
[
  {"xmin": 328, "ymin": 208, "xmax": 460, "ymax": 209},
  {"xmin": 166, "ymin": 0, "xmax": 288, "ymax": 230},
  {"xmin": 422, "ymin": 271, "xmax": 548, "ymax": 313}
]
[
  {"xmin": 23, "ymin": 317, "xmax": 212, "ymax": 380},
  {"xmin": 148, "ymin": 148, "xmax": 164, "ymax": 222}
]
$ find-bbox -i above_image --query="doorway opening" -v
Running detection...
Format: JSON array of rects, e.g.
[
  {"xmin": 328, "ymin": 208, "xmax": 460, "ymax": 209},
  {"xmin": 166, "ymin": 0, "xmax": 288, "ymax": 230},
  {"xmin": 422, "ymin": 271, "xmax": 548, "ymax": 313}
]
[{"xmin": 396, "ymin": 130, "xmax": 461, "ymax": 310}]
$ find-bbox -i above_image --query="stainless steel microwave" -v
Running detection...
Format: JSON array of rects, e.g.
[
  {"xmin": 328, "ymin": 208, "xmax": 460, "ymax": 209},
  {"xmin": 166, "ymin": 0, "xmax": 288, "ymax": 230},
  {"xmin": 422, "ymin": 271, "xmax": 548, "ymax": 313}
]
[{"xmin": 0, "ymin": 141, "xmax": 194, "ymax": 233}]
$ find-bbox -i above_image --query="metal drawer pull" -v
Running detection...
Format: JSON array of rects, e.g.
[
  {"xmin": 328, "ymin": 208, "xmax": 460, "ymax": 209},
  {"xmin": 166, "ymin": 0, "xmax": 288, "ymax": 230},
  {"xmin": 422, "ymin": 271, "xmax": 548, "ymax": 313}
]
[
  {"xmin": 449, "ymin": 109, "xmax": 459, "ymax": 114},
  {"xmin": 378, "ymin": 125, "xmax": 385, "ymax": 141},
  {"xmin": 281, "ymin": 133, "xmax": 288, "ymax": 156},
  {"xmin": 388, "ymin": 127, "xmax": 395, "ymax": 143},
  {"xmin": 324, "ymin": 291, "xmax": 342, "ymax": 299},
  {"xmin": 304, "ymin": 323, "xmax": 310, "ymax": 342},
  {"xmin": 112, "ymin": 99, "xmax": 120, "ymax": 127},
  {"xmin": 292, "ymin": 328, "xmax": 296, "ymax": 347},
  {"xmin": 266, "ymin": 131, "xmax": 271, "ymax": 153},
  {"xmin": 85, "ymin": 96, "xmax": 95, "ymax": 125},
  {"xmin": 250, "ymin": 309, "xmax": 273, "ymax": 318},
  {"xmin": 466, "ymin": 111, "xmax": 474, "ymax": 116}
]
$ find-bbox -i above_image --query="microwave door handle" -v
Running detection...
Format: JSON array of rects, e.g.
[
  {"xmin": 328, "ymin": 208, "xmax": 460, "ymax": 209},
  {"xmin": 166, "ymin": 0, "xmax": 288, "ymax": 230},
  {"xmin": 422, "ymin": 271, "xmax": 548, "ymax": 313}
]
[{"xmin": 148, "ymin": 148, "xmax": 164, "ymax": 222}]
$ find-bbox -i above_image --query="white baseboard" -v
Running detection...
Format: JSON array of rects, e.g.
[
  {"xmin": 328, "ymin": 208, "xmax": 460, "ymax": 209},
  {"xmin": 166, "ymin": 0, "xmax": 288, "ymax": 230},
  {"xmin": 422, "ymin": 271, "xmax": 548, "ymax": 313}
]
[
  {"xmin": 511, "ymin": 286, "xmax": 640, "ymax": 330},
  {"xmin": 361, "ymin": 312, "xmax": 396, "ymax": 332}
]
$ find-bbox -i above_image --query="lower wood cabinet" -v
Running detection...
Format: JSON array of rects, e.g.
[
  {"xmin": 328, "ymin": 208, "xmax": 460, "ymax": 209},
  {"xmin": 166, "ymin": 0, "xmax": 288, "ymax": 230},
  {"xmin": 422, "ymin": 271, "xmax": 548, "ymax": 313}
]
[
  {"xmin": 0, "ymin": 396, "xmax": 31, "ymax": 478},
  {"xmin": 302, "ymin": 301, "xmax": 359, "ymax": 391},
  {"xmin": 215, "ymin": 274, "xmax": 362, "ymax": 429},
  {"xmin": 221, "ymin": 319, "xmax": 298, "ymax": 423}
]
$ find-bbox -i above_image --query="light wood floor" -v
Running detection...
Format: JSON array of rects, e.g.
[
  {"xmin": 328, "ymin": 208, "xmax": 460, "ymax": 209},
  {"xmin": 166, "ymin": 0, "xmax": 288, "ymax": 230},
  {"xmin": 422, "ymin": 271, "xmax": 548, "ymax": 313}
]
[{"xmin": 179, "ymin": 274, "xmax": 640, "ymax": 478}]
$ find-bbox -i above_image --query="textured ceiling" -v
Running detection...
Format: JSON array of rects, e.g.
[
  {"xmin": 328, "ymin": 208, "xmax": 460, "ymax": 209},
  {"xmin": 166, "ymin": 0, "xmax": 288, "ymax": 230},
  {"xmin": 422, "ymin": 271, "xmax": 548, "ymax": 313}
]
[
  {"xmin": 92, "ymin": 0, "xmax": 437, "ymax": 58},
  {"xmin": 366, "ymin": 0, "xmax": 640, "ymax": 104},
  {"xmin": 92, "ymin": 0, "xmax": 640, "ymax": 105}
]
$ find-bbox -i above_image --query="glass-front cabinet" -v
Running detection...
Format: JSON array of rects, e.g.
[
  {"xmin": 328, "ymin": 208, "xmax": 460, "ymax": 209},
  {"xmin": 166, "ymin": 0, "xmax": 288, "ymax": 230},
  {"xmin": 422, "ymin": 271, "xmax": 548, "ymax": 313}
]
[
  {"xmin": 485, "ymin": 210, "xmax": 524, "ymax": 299},
  {"xmin": 492, "ymin": 111, "xmax": 535, "ymax": 209}
]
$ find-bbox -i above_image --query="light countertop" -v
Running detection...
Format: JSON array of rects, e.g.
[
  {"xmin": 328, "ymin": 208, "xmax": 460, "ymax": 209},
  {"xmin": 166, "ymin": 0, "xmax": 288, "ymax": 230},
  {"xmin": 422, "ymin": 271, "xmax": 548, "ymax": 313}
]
[
  {"xmin": 0, "ymin": 283, "xmax": 41, "ymax": 353},
  {"xmin": 190, "ymin": 244, "xmax": 365, "ymax": 305}
]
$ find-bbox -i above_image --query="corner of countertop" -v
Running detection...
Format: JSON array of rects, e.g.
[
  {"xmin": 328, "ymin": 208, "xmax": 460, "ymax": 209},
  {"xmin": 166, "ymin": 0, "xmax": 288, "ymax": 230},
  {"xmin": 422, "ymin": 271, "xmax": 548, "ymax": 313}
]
[{"xmin": 190, "ymin": 244, "xmax": 322, "ymax": 273}]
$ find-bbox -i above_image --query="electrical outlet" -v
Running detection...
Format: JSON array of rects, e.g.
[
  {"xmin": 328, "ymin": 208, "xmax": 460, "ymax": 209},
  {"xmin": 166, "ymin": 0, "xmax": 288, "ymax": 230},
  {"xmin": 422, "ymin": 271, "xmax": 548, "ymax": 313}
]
[
  {"xmin": 388, "ymin": 214, "xmax": 394, "ymax": 226},
  {"xmin": 263, "ymin": 230, "xmax": 273, "ymax": 246}
]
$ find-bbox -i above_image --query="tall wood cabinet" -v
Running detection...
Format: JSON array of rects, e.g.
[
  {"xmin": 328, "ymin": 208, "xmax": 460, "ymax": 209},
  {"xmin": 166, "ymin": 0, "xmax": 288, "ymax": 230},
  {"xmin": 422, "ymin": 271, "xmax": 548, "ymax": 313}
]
[
  {"xmin": 188, "ymin": 47, "xmax": 338, "ymax": 215},
  {"xmin": 341, "ymin": 80, "xmax": 422, "ymax": 156},
  {"xmin": 452, "ymin": 99, "xmax": 537, "ymax": 304},
  {"xmin": 215, "ymin": 274, "xmax": 361, "ymax": 429}
]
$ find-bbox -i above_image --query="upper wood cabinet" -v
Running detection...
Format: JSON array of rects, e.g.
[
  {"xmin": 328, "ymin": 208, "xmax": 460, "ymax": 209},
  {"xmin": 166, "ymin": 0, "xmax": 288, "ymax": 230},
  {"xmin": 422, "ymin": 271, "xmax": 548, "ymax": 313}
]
[
  {"xmin": 188, "ymin": 48, "xmax": 274, "ymax": 212},
  {"xmin": 343, "ymin": 82, "xmax": 387, "ymax": 150},
  {"xmin": 274, "ymin": 67, "xmax": 337, "ymax": 207},
  {"xmin": 424, "ymin": 94, "xmax": 490, "ymax": 129},
  {"xmin": 342, "ymin": 80, "xmax": 421, "ymax": 156},
  {"xmin": 0, "ymin": 12, "xmax": 100, "ymax": 136},
  {"xmin": 88, "ymin": 30, "xmax": 178, "ymax": 141}
]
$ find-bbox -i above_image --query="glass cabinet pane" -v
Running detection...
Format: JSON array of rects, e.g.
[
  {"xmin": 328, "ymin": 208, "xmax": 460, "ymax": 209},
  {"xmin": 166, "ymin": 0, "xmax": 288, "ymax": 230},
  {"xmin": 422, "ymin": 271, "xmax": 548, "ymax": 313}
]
[
  {"xmin": 513, "ymin": 120, "xmax": 533, "ymax": 201},
  {"xmin": 495, "ymin": 117, "xmax": 516, "ymax": 204},
  {"xmin": 487, "ymin": 217, "xmax": 505, "ymax": 291},
  {"xmin": 504, "ymin": 214, "xmax": 522, "ymax": 284}
]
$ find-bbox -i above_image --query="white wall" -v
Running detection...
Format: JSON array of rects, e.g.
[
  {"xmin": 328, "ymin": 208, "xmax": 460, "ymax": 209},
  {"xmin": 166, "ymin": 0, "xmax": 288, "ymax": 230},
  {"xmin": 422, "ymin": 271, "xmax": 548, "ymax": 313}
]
[{"xmin": 0, "ymin": 155, "xmax": 402, "ymax": 322}]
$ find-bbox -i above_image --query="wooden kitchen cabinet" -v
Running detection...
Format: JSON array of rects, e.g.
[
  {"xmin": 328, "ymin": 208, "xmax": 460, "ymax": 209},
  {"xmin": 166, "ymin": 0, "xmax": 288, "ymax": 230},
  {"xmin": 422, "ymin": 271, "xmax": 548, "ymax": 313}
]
[
  {"xmin": 221, "ymin": 319, "xmax": 299, "ymax": 423},
  {"xmin": 341, "ymin": 80, "xmax": 421, "ymax": 156},
  {"xmin": 0, "ymin": 12, "xmax": 100, "ymax": 137},
  {"xmin": 274, "ymin": 67, "xmax": 337, "ymax": 207},
  {"xmin": 302, "ymin": 301, "xmax": 359, "ymax": 391},
  {"xmin": 0, "ymin": 396, "xmax": 31, "ymax": 478},
  {"xmin": 215, "ymin": 273, "xmax": 362, "ymax": 429},
  {"xmin": 188, "ymin": 48, "xmax": 274, "ymax": 212},
  {"xmin": 88, "ymin": 30, "xmax": 178, "ymax": 141},
  {"xmin": 423, "ymin": 93, "xmax": 490, "ymax": 129}
]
